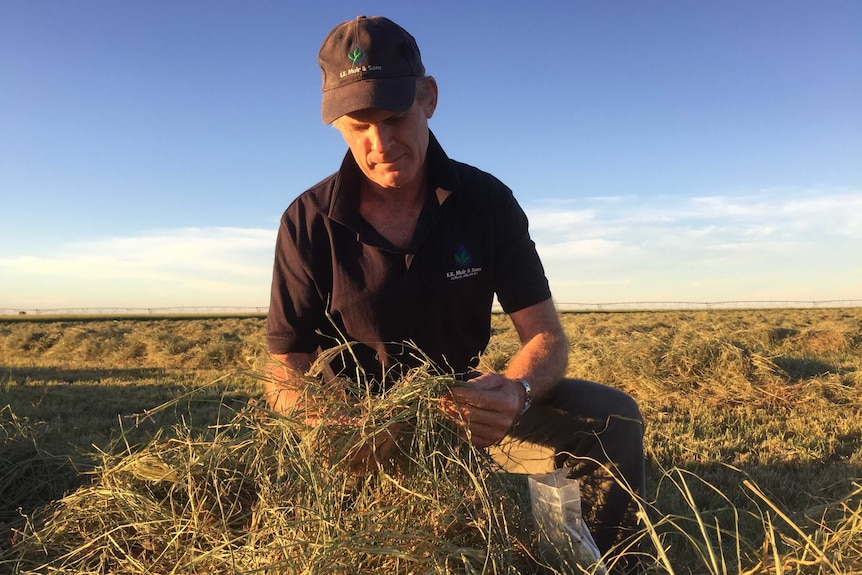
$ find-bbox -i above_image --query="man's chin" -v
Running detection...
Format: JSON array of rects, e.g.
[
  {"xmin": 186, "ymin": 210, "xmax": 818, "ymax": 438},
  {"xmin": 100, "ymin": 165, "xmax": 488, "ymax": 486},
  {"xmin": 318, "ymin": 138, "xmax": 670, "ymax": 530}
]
[{"xmin": 370, "ymin": 171, "xmax": 412, "ymax": 190}]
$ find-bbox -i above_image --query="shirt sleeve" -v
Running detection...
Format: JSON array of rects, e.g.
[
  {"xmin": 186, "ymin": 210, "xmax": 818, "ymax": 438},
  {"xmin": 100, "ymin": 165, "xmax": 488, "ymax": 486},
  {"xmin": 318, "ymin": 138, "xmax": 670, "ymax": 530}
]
[
  {"xmin": 492, "ymin": 185, "xmax": 552, "ymax": 314},
  {"xmin": 265, "ymin": 201, "xmax": 330, "ymax": 355}
]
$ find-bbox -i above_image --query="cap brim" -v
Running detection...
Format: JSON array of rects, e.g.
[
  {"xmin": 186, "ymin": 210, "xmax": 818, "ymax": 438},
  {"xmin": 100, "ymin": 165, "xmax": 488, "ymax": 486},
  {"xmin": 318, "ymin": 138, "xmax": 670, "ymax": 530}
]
[{"xmin": 322, "ymin": 76, "xmax": 416, "ymax": 124}]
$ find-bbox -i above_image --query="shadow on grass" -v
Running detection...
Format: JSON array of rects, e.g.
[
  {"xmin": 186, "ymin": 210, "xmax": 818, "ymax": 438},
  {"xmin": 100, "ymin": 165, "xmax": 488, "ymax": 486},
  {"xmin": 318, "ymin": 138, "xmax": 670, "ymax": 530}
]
[
  {"xmin": 1, "ymin": 372, "xmax": 253, "ymax": 450},
  {"xmin": 648, "ymin": 458, "xmax": 862, "ymax": 512},
  {"xmin": 773, "ymin": 356, "xmax": 856, "ymax": 381},
  {"xmin": 2, "ymin": 366, "xmax": 176, "ymax": 385},
  {"xmin": 1, "ymin": 373, "xmax": 255, "ymax": 542},
  {"xmin": 639, "ymin": 458, "xmax": 862, "ymax": 573}
]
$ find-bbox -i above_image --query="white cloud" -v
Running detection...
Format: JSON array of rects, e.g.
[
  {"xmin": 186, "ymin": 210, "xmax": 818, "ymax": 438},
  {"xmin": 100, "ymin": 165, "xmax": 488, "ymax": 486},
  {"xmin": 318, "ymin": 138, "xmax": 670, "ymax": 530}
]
[
  {"xmin": 1, "ymin": 187, "xmax": 859, "ymax": 310},
  {"xmin": 0, "ymin": 227, "xmax": 276, "ymax": 309},
  {"xmin": 537, "ymin": 238, "xmax": 633, "ymax": 260},
  {"xmin": 527, "ymin": 208, "xmax": 596, "ymax": 230},
  {"xmin": 525, "ymin": 187, "xmax": 862, "ymax": 303}
]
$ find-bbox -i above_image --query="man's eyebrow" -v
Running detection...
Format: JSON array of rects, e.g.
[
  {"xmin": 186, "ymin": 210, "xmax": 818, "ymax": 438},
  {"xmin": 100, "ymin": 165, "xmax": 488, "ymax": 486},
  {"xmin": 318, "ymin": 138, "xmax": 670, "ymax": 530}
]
[{"xmin": 337, "ymin": 118, "xmax": 368, "ymax": 129}]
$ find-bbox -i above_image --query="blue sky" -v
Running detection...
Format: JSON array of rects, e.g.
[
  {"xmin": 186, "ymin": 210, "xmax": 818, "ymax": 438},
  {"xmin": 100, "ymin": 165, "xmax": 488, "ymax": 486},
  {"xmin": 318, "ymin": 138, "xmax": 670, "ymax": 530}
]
[{"xmin": 1, "ymin": 1, "xmax": 860, "ymax": 311}]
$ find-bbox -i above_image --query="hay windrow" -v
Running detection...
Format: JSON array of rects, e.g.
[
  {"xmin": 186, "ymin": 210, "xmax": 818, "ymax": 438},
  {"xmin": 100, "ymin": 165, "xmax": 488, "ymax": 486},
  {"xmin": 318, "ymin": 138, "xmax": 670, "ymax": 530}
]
[{"xmin": 0, "ymin": 343, "xmax": 582, "ymax": 575}]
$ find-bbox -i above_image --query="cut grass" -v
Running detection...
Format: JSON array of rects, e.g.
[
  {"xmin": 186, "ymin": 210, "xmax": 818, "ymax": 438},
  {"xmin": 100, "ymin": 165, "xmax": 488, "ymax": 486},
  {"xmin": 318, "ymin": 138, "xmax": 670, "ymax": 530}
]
[
  {"xmin": 0, "ymin": 308, "xmax": 860, "ymax": 572},
  {"xmin": 2, "ymin": 349, "xmax": 563, "ymax": 574}
]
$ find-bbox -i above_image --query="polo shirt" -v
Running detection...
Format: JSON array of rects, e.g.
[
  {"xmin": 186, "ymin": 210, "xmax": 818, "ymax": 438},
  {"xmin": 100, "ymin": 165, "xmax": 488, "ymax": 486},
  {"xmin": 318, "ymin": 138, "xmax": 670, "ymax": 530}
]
[{"xmin": 266, "ymin": 131, "xmax": 551, "ymax": 385}]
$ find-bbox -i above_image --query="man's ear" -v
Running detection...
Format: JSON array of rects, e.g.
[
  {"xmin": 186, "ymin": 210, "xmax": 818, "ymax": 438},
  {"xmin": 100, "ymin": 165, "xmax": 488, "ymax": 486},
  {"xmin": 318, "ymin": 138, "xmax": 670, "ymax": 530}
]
[{"xmin": 422, "ymin": 76, "xmax": 438, "ymax": 119}]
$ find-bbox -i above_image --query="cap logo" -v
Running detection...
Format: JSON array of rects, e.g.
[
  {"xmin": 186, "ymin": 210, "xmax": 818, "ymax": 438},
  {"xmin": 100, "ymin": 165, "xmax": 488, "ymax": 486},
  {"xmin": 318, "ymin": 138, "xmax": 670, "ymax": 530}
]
[
  {"xmin": 347, "ymin": 45, "xmax": 365, "ymax": 65},
  {"xmin": 339, "ymin": 44, "xmax": 383, "ymax": 79}
]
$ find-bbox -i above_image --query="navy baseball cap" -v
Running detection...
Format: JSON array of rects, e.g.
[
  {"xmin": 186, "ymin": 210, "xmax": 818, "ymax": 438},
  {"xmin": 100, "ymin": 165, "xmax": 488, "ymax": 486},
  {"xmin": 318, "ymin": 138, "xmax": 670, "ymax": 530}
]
[{"xmin": 318, "ymin": 16, "xmax": 426, "ymax": 124}]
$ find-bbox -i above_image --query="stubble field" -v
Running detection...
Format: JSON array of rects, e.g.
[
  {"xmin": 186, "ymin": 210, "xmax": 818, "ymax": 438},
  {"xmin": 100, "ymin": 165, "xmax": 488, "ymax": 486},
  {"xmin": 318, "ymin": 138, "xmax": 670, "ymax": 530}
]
[{"xmin": 1, "ymin": 308, "xmax": 860, "ymax": 573}]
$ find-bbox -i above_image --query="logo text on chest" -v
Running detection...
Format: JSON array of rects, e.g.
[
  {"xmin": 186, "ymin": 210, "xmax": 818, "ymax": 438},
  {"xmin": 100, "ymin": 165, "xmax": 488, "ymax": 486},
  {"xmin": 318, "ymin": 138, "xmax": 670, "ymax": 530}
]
[{"xmin": 446, "ymin": 267, "xmax": 482, "ymax": 280}]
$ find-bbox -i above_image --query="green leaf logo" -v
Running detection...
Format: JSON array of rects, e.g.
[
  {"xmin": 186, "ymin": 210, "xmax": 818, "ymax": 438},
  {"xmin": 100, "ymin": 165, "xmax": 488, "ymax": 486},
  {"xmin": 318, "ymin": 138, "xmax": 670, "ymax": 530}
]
[
  {"xmin": 454, "ymin": 245, "xmax": 472, "ymax": 267},
  {"xmin": 348, "ymin": 46, "xmax": 365, "ymax": 65}
]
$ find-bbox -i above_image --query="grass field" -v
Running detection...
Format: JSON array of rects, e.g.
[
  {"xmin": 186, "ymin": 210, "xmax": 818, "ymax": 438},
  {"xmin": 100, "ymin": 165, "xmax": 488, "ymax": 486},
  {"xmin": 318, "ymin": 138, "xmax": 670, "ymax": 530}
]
[{"xmin": 1, "ymin": 308, "xmax": 860, "ymax": 573}]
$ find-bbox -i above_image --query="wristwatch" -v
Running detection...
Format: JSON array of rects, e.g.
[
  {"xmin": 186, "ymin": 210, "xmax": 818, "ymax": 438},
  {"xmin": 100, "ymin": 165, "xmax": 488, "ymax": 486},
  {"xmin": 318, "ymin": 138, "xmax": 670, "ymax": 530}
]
[{"xmin": 518, "ymin": 379, "xmax": 532, "ymax": 417}]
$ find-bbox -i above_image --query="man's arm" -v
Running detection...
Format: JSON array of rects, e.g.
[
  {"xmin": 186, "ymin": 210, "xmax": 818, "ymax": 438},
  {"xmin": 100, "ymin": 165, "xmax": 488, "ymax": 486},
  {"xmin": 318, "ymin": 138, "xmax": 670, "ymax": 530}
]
[
  {"xmin": 445, "ymin": 297, "xmax": 568, "ymax": 447},
  {"xmin": 263, "ymin": 352, "xmax": 315, "ymax": 414},
  {"xmin": 503, "ymin": 296, "xmax": 569, "ymax": 402}
]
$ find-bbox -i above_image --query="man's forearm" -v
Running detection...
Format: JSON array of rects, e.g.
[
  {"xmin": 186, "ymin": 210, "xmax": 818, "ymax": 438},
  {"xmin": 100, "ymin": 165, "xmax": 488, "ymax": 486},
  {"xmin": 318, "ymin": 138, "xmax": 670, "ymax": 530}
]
[
  {"xmin": 504, "ymin": 298, "xmax": 569, "ymax": 405},
  {"xmin": 503, "ymin": 328, "xmax": 568, "ymax": 404}
]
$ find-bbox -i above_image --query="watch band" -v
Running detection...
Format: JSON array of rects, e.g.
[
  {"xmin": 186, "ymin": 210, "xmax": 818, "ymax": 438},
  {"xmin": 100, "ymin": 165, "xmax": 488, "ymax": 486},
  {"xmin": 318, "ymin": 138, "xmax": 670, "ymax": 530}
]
[{"xmin": 518, "ymin": 379, "xmax": 532, "ymax": 417}]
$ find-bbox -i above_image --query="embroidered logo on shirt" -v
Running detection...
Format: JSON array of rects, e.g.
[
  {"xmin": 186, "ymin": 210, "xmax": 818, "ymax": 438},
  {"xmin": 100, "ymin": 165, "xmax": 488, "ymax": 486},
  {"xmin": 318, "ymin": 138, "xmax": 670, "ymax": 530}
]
[
  {"xmin": 454, "ymin": 244, "xmax": 472, "ymax": 266},
  {"xmin": 447, "ymin": 244, "xmax": 482, "ymax": 281}
]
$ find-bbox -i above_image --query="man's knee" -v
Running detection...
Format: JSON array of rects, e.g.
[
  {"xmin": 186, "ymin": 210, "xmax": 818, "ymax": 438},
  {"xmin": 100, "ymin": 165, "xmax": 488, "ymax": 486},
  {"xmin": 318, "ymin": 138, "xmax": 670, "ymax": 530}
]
[
  {"xmin": 612, "ymin": 390, "xmax": 644, "ymax": 428},
  {"xmin": 555, "ymin": 377, "xmax": 643, "ymax": 425}
]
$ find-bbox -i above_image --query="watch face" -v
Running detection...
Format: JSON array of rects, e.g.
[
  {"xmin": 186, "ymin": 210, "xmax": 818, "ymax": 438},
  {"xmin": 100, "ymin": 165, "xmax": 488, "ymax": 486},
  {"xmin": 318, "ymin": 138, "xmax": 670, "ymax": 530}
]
[
  {"xmin": 521, "ymin": 379, "xmax": 532, "ymax": 401},
  {"xmin": 519, "ymin": 379, "xmax": 532, "ymax": 416}
]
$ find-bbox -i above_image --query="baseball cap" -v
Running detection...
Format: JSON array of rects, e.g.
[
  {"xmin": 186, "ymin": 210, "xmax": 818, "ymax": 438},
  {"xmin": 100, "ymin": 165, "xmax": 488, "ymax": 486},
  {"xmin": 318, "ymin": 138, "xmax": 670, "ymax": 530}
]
[{"xmin": 318, "ymin": 16, "xmax": 425, "ymax": 124}]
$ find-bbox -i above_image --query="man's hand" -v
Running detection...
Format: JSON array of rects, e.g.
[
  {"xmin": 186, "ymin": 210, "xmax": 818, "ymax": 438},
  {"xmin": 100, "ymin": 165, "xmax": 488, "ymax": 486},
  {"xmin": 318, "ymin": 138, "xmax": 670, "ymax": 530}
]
[
  {"xmin": 442, "ymin": 373, "xmax": 525, "ymax": 447},
  {"xmin": 440, "ymin": 297, "xmax": 568, "ymax": 447},
  {"xmin": 264, "ymin": 352, "xmax": 314, "ymax": 415},
  {"xmin": 345, "ymin": 422, "xmax": 403, "ymax": 474}
]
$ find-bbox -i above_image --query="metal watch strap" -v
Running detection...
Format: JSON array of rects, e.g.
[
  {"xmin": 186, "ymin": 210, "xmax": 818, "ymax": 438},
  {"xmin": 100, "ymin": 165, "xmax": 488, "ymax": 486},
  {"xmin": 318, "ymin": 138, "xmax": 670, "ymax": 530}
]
[{"xmin": 518, "ymin": 379, "xmax": 532, "ymax": 417}]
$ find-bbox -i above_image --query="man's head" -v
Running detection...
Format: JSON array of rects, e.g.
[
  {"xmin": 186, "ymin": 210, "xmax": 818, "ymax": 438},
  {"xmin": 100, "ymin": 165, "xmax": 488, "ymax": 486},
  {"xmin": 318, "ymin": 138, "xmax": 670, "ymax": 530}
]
[
  {"xmin": 320, "ymin": 17, "xmax": 437, "ymax": 190},
  {"xmin": 318, "ymin": 16, "xmax": 426, "ymax": 125}
]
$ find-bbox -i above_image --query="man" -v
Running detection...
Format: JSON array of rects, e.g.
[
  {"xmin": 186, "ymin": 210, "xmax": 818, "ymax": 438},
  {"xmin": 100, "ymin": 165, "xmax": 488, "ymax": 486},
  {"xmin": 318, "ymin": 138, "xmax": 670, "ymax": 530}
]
[{"xmin": 265, "ymin": 15, "xmax": 645, "ymax": 571}]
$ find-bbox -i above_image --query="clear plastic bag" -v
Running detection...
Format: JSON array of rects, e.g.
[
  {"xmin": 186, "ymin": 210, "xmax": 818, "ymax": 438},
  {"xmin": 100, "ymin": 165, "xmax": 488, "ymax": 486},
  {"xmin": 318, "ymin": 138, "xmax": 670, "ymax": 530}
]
[{"xmin": 528, "ymin": 468, "xmax": 608, "ymax": 574}]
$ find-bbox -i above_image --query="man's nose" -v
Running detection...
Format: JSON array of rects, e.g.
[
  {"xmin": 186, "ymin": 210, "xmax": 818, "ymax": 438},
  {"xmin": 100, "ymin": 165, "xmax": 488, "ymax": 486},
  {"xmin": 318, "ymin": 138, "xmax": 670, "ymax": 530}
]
[{"xmin": 368, "ymin": 123, "xmax": 392, "ymax": 153}]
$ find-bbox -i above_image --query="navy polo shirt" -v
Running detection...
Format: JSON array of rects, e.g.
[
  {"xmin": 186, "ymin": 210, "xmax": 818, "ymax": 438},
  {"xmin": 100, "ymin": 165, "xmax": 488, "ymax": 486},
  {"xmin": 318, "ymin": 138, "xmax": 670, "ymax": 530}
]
[{"xmin": 267, "ymin": 132, "xmax": 551, "ymax": 384}]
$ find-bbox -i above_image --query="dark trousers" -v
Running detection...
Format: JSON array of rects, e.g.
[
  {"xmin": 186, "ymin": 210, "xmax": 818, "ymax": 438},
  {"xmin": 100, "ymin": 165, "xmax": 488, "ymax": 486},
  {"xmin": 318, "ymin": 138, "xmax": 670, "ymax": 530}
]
[{"xmin": 510, "ymin": 378, "xmax": 645, "ymax": 569}]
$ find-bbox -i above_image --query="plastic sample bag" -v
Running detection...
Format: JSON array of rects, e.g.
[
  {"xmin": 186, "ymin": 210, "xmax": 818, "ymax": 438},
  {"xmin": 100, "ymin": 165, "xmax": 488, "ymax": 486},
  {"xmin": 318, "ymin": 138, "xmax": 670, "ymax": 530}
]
[{"xmin": 528, "ymin": 468, "xmax": 608, "ymax": 574}]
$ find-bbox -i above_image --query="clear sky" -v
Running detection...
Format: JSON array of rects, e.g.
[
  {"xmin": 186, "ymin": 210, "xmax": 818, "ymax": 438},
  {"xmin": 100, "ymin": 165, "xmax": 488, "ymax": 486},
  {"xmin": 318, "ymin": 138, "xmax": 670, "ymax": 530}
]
[{"xmin": 1, "ymin": 1, "xmax": 860, "ymax": 311}]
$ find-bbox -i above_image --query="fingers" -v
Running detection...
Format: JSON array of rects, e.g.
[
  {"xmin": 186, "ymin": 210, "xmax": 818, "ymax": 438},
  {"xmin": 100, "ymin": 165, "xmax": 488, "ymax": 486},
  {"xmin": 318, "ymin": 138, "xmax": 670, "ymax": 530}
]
[
  {"xmin": 448, "ymin": 376, "xmax": 520, "ymax": 419},
  {"xmin": 443, "ymin": 378, "xmax": 519, "ymax": 447},
  {"xmin": 441, "ymin": 403, "xmax": 508, "ymax": 447},
  {"xmin": 346, "ymin": 422, "xmax": 402, "ymax": 474},
  {"xmin": 455, "ymin": 420, "xmax": 505, "ymax": 448}
]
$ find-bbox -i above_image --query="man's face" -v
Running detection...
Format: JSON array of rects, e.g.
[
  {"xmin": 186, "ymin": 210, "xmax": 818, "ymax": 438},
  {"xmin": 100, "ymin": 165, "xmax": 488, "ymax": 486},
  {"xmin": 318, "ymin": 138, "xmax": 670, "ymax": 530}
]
[{"xmin": 334, "ymin": 81, "xmax": 437, "ymax": 190}]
